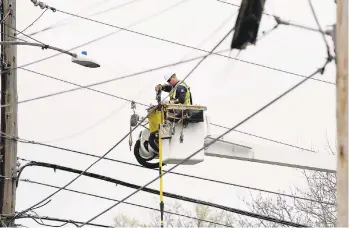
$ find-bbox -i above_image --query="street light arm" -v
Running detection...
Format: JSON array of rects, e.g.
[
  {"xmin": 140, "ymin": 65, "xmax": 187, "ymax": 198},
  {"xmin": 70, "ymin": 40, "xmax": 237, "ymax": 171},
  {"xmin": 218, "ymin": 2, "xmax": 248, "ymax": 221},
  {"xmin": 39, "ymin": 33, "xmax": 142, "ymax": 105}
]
[
  {"xmin": 0, "ymin": 41, "xmax": 77, "ymax": 57},
  {"xmin": 0, "ymin": 41, "xmax": 100, "ymax": 68}
]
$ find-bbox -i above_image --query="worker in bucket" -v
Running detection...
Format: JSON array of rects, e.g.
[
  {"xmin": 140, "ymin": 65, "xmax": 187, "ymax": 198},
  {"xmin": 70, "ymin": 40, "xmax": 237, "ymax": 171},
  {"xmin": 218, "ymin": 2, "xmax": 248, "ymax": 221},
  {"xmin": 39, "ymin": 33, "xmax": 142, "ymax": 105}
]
[{"xmin": 155, "ymin": 73, "xmax": 192, "ymax": 105}]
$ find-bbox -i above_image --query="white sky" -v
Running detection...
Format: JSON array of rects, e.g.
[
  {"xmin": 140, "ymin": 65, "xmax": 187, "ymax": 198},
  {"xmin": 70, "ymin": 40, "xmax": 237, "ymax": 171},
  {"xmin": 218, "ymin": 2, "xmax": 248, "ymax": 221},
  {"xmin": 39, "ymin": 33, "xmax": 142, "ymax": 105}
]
[{"xmin": 12, "ymin": 0, "xmax": 337, "ymax": 227}]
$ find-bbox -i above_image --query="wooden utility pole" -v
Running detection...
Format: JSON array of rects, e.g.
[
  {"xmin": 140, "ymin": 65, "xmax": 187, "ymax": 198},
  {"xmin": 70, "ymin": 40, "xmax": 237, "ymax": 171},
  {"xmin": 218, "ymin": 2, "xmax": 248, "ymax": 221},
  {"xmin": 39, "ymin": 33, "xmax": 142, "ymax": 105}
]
[
  {"xmin": 0, "ymin": 0, "xmax": 18, "ymax": 226},
  {"xmin": 336, "ymin": 0, "xmax": 348, "ymax": 227}
]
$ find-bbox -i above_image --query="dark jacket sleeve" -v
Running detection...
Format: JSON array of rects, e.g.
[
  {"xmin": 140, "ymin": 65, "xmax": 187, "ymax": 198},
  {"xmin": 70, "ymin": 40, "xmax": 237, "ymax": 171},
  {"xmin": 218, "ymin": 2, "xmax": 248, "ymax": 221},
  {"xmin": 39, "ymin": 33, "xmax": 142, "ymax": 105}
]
[
  {"xmin": 161, "ymin": 84, "xmax": 172, "ymax": 92},
  {"xmin": 175, "ymin": 85, "xmax": 187, "ymax": 104}
]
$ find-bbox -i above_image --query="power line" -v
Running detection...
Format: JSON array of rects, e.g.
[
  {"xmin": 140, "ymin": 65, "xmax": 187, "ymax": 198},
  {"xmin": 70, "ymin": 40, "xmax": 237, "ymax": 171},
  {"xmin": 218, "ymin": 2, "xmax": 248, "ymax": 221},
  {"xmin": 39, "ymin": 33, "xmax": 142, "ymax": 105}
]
[
  {"xmin": 6, "ymin": 20, "xmax": 324, "ymax": 205},
  {"xmin": 20, "ymin": 68, "xmax": 149, "ymax": 107},
  {"xmin": 11, "ymin": 134, "xmax": 332, "ymax": 205},
  {"xmin": 11, "ymin": 25, "xmax": 237, "ymax": 223},
  {"xmin": 307, "ymin": 0, "xmax": 332, "ymax": 56},
  {"xmin": 17, "ymin": 8, "xmax": 48, "ymax": 35},
  {"xmin": 13, "ymin": 40, "xmax": 332, "ymax": 108},
  {"xmin": 49, "ymin": 7, "xmax": 335, "ymax": 86},
  {"xmin": 0, "ymin": 32, "xmax": 28, "ymax": 42},
  {"xmin": 12, "ymin": 49, "xmax": 229, "ymax": 107},
  {"xmin": 15, "ymin": 12, "xmax": 238, "ymax": 145},
  {"xmin": 0, "ymin": 0, "xmax": 192, "ymax": 76},
  {"xmin": 17, "ymin": 213, "xmax": 113, "ymax": 228},
  {"xmin": 22, "ymin": 0, "xmax": 142, "ymax": 38},
  {"xmin": 216, "ymin": 0, "xmax": 275, "ymax": 17},
  {"xmin": 210, "ymin": 123, "xmax": 317, "ymax": 153},
  {"xmin": 16, "ymin": 160, "xmax": 307, "ymax": 227},
  {"xmin": 19, "ymin": 179, "xmax": 233, "ymax": 227},
  {"xmin": 19, "ymin": 67, "xmax": 319, "ymax": 154},
  {"xmin": 3, "ymin": 23, "xmax": 46, "ymax": 46},
  {"xmin": 10, "ymin": 2, "xmax": 334, "ymax": 86},
  {"xmin": 81, "ymin": 59, "xmax": 331, "ymax": 227},
  {"xmin": 13, "ymin": 9, "xmax": 238, "ymax": 107}
]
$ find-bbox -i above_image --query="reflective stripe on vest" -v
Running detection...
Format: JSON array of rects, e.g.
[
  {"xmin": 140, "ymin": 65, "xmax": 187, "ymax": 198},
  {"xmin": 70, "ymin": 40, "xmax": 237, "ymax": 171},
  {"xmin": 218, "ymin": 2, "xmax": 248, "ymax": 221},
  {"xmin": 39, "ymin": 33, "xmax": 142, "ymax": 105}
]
[{"xmin": 170, "ymin": 81, "xmax": 191, "ymax": 104}]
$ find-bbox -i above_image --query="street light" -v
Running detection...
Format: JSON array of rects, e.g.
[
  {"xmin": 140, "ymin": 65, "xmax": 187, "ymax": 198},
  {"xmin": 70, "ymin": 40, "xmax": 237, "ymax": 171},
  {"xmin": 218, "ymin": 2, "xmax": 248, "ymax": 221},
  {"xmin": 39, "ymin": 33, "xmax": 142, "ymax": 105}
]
[{"xmin": 0, "ymin": 41, "xmax": 100, "ymax": 68}]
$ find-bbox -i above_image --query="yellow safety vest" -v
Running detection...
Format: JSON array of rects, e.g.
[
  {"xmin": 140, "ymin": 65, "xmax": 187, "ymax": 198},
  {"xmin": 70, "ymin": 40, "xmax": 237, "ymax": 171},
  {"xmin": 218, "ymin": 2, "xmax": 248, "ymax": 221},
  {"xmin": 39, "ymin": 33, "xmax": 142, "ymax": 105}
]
[{"xmin": 169, "ymin": 81, "xmax": 191, "ymax": 105}]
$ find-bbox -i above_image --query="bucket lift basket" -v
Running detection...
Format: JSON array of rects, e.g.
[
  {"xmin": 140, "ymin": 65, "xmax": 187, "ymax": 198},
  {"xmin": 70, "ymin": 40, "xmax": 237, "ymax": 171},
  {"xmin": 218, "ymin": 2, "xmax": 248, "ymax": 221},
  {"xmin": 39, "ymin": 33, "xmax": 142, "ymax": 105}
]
[{"xmin": 133, "ymin": 103, "xmax": 208, "ymax": 169}]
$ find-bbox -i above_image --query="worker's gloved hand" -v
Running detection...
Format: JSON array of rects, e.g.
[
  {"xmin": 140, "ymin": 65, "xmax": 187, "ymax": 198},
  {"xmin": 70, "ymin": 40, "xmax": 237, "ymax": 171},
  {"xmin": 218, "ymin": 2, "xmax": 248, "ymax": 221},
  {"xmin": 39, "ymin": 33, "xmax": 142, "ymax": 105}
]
[{"xmin": 155, "ymin": 84, "xmax": 162, "ymax": 91}]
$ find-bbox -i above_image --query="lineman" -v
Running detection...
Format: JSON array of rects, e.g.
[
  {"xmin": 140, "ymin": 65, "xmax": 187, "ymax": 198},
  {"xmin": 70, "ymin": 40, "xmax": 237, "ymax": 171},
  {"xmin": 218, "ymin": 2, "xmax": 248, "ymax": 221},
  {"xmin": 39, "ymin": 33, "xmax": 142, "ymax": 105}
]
[{"xmin": 155, "ymin": 73, "xmax": 192, "ymax": 105}]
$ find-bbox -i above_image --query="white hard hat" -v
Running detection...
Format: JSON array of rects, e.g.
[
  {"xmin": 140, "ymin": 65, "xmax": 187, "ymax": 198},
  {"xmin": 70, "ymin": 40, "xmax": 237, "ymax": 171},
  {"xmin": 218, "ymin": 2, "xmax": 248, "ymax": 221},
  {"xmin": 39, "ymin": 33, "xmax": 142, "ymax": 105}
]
[{"xmin": 164, "ymin": 73, "xmax": 176, "ymax": 82}]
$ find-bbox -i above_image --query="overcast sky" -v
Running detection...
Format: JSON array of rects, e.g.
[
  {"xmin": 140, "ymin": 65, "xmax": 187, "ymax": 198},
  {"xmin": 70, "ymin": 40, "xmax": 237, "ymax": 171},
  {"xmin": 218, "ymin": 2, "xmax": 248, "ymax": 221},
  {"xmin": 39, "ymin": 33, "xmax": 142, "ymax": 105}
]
[{"xmin": 12, "ymin": 0, "xmax": 337, "ymax": 227}]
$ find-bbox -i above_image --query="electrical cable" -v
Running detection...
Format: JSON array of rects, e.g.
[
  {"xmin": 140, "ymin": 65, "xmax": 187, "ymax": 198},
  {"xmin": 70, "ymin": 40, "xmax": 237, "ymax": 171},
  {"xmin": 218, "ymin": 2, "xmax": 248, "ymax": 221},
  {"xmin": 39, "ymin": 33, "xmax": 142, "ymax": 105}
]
[
  {"xmin": 0, "ymin": 32, "xmax": 28, "ymax": 42},
  {"xmin": 5, "ymin": 1, "xmax": 335, "ymax": 87},
  {"xmin": 17, "ymin": 213, "xmax": 112, "ymax": 228},
  {"xmin": 12, "ymin": 5, "xmax": 332, "ymax": 224},
  {"xmin": 13, "ymin": 69, "xmax": 318, "ymax": 150},
  {"xmin": 16, "ymin": 160, "xmax": 307, "ymax": 227},
  {"xmin": 3, "ymin": 23, "xmax": 324, "ymax": 207},
  {"xmin": 17, "ymin": 8, "xmax": 48, "ymax": 35},
  {"xmin": 3, "ymin": 23, "xmax": 47, "ymax": 46},
  {"xmin": 22, "ymin": 0, "xmax": 142, "ymax": 38},
  {"xmin": 49, "ymin": 6, "xmax": 336, "ymax": 86},
  {"xmin": 19, "ymin": 12, "xmax": 237, "ymax": 143},
  {"xmin": 19, "ymin": 179, "xmax": 233, "ymax": 227},
  {"xmin": 5, "ymin": 19, "xmax": 326, "ymax": 208},
  {"xmin": 216, "ymin": 0, "xmax": 275, "ymax": 16},
  {"xmin": 0, "ymin": 0, "xmax": 192, "ymax": 76},
  {"xmin": 10, "ymin": 50, "xmax": 231, "ymax": 108},
  {"xmin": 0, "ymin": 10, "xmax": 10, "ymax": 24},
  {"xmin": 210, "ymin": 123, "xmax": 318, "ymax": 153},
  {"xmin": 15, "ymin": 10, "xmax": 238, "ymax": 108},
  {"xmin": 19, "ymin": 68, "xmax": 148, "ymax": 107},
  {"xmin": 11, "ymin": 135, "xmax": 333, "ymax": 205},
  {"xmin": 81, "ymin": 59, "xmax": 331, "ymax": 227},
  {"xmin": 307, "ymin": 0, "xmax": 332, "ymax": 57},
  {"xmin": 11, "ymin": 25, "xmax": 237, "ymax": 224}
]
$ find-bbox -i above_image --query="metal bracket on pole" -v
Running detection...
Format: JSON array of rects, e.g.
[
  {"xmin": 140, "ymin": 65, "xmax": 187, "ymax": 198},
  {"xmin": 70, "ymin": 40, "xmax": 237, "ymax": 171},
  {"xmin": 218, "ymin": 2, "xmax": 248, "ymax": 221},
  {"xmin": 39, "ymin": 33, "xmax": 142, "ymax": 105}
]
[{"xmin": 274, "ymin": 16, "xmax": 333, "ymax": 36}]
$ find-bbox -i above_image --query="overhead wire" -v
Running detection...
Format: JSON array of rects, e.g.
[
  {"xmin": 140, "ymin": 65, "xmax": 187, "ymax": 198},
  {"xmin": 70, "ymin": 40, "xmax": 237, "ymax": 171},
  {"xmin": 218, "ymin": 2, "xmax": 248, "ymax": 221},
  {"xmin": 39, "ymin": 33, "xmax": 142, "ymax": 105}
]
[
  {"xmin": 6, "ymin": 12, "xmax": 324, "ymax": 208},
  {"xmin": 18, "ymin": 179, "xmax": 233, "ymax": 227},
  {"xmin": 6, "ymin": 39, "xmax": 332, "ymax": 109},
  {"xmin": 3, "ymin": 23, "xmax": 47, "ymax": 46},
  {"xmin": 4, "ymin": 1, "xmax": 335, "ymax": 87},
  {"xmin": 20, "ymin": 68, "xmax": 148, "ymax": 107},
  {"xmin": 27, "ymin": 10, "xmax": 239, "ymax": 143},
  {"xmin": 0, "ymin": 0, "xmax": 192, "ymax": 76},
  {"xmin": 6, "ymin": 8, "xmax": 320, "ymax": 207},
  {"xmin": 17, "ymin": 8, "xmax": 48, "ymax": 35},
  {"xmin": 0, "ymin": 48, "xmax": 230, "ymax": 108},
  {"xmin": 307, "ymin": 0, "xmax": 332, "ymax": 57},
  {"xmin": 80, "ymin": 58, "xmax": 332, "ymax": 227},
  {"xmin": 11, "ymin": 24, "xmax": 238, "ymax": 224},
  {"xmin": 16, "ymin": 8, "xmax": 237, "ymax": 108},
  {"xmin": 47, "ymin": 6, "xmax": 335, "ymax": 86},
  {"xmin": 210, "ymin": 123, "xmax": 317, "ymax": 153},
  {"xmin": 22, "ymin": 0, "xmax": 142, "ymax": 38},
  {"xmin": 17, "ymin": 213, "xmax": 112, "ymax": 228},
  {"xmin": 216, "ymin": 0, "xmax": 275, "ymax": 16},
  {"xmin": 14, "ymin": 1, "xmax": 332, "ymax": 224},
  {"xmin": 8, "ymin": 133, "xmax": 331, "ymax": 205},
  {"xmin": 40, "ymin": 76, "xmax": 155, "ymax": 143},
  {"xmin": 15, "ymin": 160, "xmax": 306, "ymax": 227},
  {"xmin": 0, "ymin": 32, "xmax": 28, "ymax": 42}
]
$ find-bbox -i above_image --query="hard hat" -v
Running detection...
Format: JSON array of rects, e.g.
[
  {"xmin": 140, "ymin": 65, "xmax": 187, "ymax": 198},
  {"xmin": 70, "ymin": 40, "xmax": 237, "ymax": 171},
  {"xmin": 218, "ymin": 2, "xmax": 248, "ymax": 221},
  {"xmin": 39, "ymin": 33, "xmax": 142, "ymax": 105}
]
[{"xmin": 164, "ymin": 73, "xmax": 176, "ymax": 82}]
